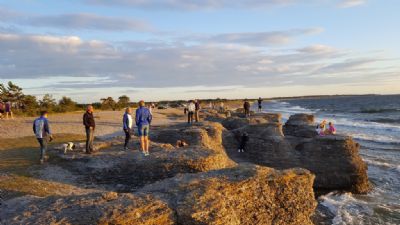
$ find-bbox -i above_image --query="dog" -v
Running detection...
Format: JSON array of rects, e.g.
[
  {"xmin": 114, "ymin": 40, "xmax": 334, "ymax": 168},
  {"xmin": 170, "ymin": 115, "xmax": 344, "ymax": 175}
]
[
  {"xmin": 62, "ymin": 142, "xmax": 76, "ymax": 154},
  {"xmin": 176, "ymin": 140, "xmax": 189, "ymax": 148}
]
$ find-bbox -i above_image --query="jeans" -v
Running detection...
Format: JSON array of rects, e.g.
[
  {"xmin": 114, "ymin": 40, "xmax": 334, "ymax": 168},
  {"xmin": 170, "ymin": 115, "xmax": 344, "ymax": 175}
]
[
  {"xmin": 37, "ymin": 138, "xmax": 48, "ymax": 160},
  {"xmin": 188, "ymin": 112, "xmax": 194, "ymax": 124},
  {"xmin": 124, "ymin": 128, "xmax": 132, "ymax": 148},
  {"xmin": 194, "ymin": 110, "xmax": 200, "ymax": 122},
  {"xmin": 85, "ymin": 127, "xmax": 95, "ymax": 153}
]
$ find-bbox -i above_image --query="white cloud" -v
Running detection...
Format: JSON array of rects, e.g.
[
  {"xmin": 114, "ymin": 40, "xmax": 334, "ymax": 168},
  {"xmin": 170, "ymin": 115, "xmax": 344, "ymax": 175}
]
[
  {"xmin": 338, "ymin": 0, "xmax": 366, "ymax": 8},
  {"xmin": 0, "ymin": 32, "xmax": 396, "ymax": 94},
  {"xmin": 0, "ymin": 7, "xmax": 152, "ymax": 31},
  {"xmin": 84, "ymin": 0, "xmax": 300, "ymax": 10}
]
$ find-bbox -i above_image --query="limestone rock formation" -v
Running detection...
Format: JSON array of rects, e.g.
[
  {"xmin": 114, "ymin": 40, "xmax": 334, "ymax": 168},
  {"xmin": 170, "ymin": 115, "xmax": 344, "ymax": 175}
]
[
  {"xmin": 0, "ymin": 165, "xmax": 317, "ymax": 225},
  {"xmin": 283, "ymin": 113, "xmax": 318, "ymax": 138},
  {"xmin": 222, "ymin": 113, "xmax": 369, "ymax": 194}
]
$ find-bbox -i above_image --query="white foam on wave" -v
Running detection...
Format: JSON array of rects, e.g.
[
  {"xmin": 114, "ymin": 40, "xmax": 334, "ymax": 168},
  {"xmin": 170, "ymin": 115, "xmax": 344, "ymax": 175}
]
[
  {"xmin": 364, "ymin": 159, "xmax": 400, "ymax": 173},
  {"xmin": 320, "ymin": 192, "xmax": 372, "ymax": 225}
]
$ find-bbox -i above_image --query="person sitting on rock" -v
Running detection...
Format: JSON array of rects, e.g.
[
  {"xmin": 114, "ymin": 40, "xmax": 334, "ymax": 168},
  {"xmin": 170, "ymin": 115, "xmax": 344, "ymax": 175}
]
[
  {"xmin": 316, "ymin": 120, "xmax": 327, "ymax": 136},
  {"xmin": 238, "ymin": 132, "xmax": 249, "ymax": 153},
  {"xmin": 326, "ymin": 122, "xmax": 337, "ymax": 135}
]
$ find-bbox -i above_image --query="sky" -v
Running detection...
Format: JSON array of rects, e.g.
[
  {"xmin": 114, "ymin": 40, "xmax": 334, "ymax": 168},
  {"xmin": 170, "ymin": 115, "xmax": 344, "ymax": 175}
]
[{"xmin": 0, "ymin": 0, "xmax": 399, "ymax": 103}]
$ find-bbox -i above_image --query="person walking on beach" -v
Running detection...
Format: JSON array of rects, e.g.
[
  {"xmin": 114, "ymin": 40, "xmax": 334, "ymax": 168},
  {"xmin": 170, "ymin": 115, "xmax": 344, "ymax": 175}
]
[
  {"xmin": 194, "ymin": 99, "xmax": 200, "ymax": 122},
  {"xmin": 123, "ymin": 107, "xmax": 133, "ymax": 150},
  {"xmin": 136, "ymin": 100, "xmax": 152, "ymax": 156},
  {"xmin": 257, "ymin": 97, "xmax": 263, "ymax": 112},
  {"xmin": 5, "ymin": 101, "xmax": 13, "ymax": 119},
  {"xmin": 243, "ymin": 99, "xmax": 251, "ymax": 117},
  {"xmin": 33, "ymin": 111, "xmax": 53, "ymax": 164},
  {"xmin": 83, "ymin": 105, "xmax": 95, "ymax": 154},
  {"xmin": 187, "ymin": 100, "xmax": 195, "ymax": 124}
]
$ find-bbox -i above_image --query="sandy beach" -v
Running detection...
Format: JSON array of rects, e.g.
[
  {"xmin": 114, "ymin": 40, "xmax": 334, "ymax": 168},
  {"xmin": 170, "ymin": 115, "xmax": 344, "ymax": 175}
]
[{"xmin": 0, "ymin": 108, "xmax": 185, "ymax": 140}]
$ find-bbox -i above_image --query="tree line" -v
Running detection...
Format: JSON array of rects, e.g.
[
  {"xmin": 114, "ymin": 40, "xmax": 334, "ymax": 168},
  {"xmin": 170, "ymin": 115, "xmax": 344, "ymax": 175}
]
[{"xmin": 0, "ymin": 81, "xmax": 134, "ymax": 116}]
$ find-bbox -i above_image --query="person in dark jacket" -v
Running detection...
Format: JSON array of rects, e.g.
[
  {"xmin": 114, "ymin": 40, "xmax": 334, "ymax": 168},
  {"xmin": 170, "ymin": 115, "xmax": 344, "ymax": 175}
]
[
  {"xmin": 238, "ymin": 132, "xmax": 249, "ymax": 153},
  {"xmin": 257, "ymin": 97, "xmax": 263, "ymax": 112},
  {"xmin": 122, "ymin": 107, "xmax": 133, "ymax": 150},
  {"xmin": 136, "ymin": 100, "xmax": 152, "ymax": 156},
  {"xmin": 194, "ymin": 99, "xmax": 200, "ymax": 122},
  {"xmin": 33, "ymin": 111, "xmax": 53, "ymax": 164},
  {"xmin": 83, "ymin": 105, "xmax": 95, "ymax": 154},
  {"xmin": 243, "ymin": 99, "xmax": 251, "ymax": 117}
]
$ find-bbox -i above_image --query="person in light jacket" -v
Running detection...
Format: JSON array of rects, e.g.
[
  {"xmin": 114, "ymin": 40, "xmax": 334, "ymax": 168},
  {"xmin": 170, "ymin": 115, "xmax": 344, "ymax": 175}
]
[
  {"xmin": 187, "ymin": 100, "xmax": 195, "ymax": 124},
  {"xmin": 33, "ymin": 111, "xmax": 53, "ymax": 164},
  {"xmin": 123, "ymin": 107, "xmax": 134, "ymax": 150}
]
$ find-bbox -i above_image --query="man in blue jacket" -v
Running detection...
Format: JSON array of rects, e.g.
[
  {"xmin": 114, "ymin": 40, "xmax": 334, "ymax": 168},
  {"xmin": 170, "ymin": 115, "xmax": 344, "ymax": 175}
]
[
  {"xmin": 135, "ymin": 100, "xmax": 152, "ymax": 156},
  {"xmin": 33, "ymin": 111, "xmax": 53, "ymax": 164}
]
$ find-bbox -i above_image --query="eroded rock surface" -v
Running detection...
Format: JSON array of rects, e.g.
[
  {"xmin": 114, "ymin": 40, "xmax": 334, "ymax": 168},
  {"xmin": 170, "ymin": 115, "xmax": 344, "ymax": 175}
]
[
  {"xmin": 283, "ymin": 113, "xmax": 318, "ymax": 138},
  {"xmin": 0, "ymin": 165, "xmax": 316, "ymax": 225},
  {"xmin": 222, "ymin": 113, "xmax": 369, "ymax": 194}
]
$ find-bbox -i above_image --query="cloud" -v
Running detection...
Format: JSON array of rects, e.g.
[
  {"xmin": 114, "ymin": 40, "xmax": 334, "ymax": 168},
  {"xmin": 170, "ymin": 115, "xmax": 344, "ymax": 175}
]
[
  {"xmin": 0, "ymin": 7, "xmax": 151, "ymax": 31},
  {"xmin": 194, "ymin": 28, "xmax": 323, "ymax": 46},
  {"xmin": 338, "ymin": 0, "xmax": 366, "ymax": 8},
  {"xmin": 0, "ymin": 31, "xmax": 395, "ymax": 94},
  {"xmin": 84, "ymin": 0, "xmax": 299, "ymax": 10}
]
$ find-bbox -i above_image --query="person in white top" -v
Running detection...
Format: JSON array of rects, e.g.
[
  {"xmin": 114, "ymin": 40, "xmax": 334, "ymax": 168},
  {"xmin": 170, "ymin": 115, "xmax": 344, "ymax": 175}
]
[
  {"xmin": 187, "ymin": 100, "xmax": 196, "ymax": 124},
  {"xmin": 123, "ymin": 107, "xmax": 134, "ymax": 150}
]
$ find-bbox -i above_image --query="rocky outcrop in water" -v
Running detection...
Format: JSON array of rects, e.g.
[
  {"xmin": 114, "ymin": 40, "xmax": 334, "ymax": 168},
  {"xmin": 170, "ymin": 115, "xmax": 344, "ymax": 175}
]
[
  {"xmin": 222, "ymin": 113, "xmax": 369, "ymax": 194},
  {"xmin": 283, "ymin": 114, "xmax": 318, "ymax": 138}
]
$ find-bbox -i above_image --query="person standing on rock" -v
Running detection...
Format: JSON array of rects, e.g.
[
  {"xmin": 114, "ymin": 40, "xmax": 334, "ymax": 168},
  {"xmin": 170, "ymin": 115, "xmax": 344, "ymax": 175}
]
[
  {"xmin": 257, "ymin": 97, "xmax": 263, "ymax": 112},
  {"xmin": 136, "ymin": 100, "xmax": 152, "ymax": 156},
  {"xmin": 123, "ymin": 107, "xmax": 134, "ymax": 150},
  {"xmin": 243, "ymin": 99, "xmax": 251, "ymax": 117},
  {"xmin": 194, "ymin": 99, "xmax": 201, "ymax": 122},
  {"xmin": 83, "ymin": 105, "xmax": 96, "ymax": 154},
  {"xmin": 187, "ymin": 100, "xmax": 195, "ymax": 124},
  {"xmin": 33, "ymin": 111, "xmax": 53, "ymax": 164}
]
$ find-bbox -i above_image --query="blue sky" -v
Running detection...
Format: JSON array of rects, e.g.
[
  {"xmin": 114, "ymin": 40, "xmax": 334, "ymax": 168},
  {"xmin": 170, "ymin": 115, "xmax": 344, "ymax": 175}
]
[{"xmin": 0, "ymin": 0, "xmax": 399, "ymax": 102}]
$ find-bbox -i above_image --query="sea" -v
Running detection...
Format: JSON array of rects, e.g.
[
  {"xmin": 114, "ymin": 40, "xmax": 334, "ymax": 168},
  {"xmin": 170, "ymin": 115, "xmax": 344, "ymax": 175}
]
[{"xmin": 258, "ymin": 95, "xmax": 400, "ymax": 225}]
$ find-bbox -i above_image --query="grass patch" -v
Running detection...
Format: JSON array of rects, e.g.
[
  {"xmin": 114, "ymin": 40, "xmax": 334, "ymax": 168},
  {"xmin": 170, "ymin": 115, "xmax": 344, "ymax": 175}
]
[{"xmin": 0, "ymin": 133, "xmax": 85, "ymax": 175}]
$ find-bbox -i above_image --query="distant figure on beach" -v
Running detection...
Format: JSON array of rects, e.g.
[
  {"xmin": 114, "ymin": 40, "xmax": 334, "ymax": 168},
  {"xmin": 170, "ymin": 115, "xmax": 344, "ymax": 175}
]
[
  {"xmin": 257, "ymin": 97, "xmax": 263, "ymax": 112},
  {"xmin": 316, "ymin": 120, "xmax": 327, "ymax": 136},
  {"xmin": 33, "ymin": 111, "xmax": 53, "ymax": 164},
  {"xmin": 0, "ymin": 101, "xmax": 4, "ymax": 119},
  {"xmin": 243, "ymin": 99, "xmax": 251, "ymax": 117},
  {"xmin": 219, "ymin": 102, "xmax": 225, "ymax": 113},
  {"xmin": 183, "ymin": 104, "xmax": 188, "ymax": 115},
  {"xmin": 327, "ymin": 122, "xmax": 337, "ymax": 135},
  {"xmin": 187, "ymin": 100, "xmax": 195, "ymax": 124},
  {"xmin": 123, "ymin": 107, "xmax": 134, "ymax": 150},
  {"xmin": 83, "ymin": 105, "xmax": 96, "ymax": 154},
  {"xmin": 136, "ymin": 100, "xmax": 152, "ymax": 156},
  {"xmin": 238, "ymin": 132, "xmax": 249, "ymax": 153},
  {"xmin": 148, "ymin": 103, "xmax": 155, "ymax": 115},
  {"xmin": 194, "ymin": 99, "xmax": 201, "ymax": 122},
  {"xmin": 5, "ymin": 101, "xmax": 13, "ymax": 119}
]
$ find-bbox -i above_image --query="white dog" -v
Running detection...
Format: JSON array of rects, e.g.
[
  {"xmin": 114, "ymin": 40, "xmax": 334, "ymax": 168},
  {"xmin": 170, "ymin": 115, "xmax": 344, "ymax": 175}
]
[{"xmin": 62, "ymin": 142, "xmax": 76, "ymax": 154}]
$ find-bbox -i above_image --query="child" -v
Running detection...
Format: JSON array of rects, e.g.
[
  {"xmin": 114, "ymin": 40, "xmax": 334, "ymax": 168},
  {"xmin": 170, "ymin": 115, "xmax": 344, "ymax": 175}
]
[
  {"xmin": 238, "ymin": 132, "xmax": 249, "ymax": 153},
  {"xmin": 316, "ymin": 120, "xmax": 327, "ymax": 136},
  {"xmin": 327, "ymin": 122, "xmax": 337, "ymax": 135}
]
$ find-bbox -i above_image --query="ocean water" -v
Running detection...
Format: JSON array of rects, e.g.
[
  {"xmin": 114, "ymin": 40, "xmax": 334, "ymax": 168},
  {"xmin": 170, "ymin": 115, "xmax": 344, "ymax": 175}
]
[{"xmin": 258, "ymin": 95, "xmax": 400, "ymax": 225}]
